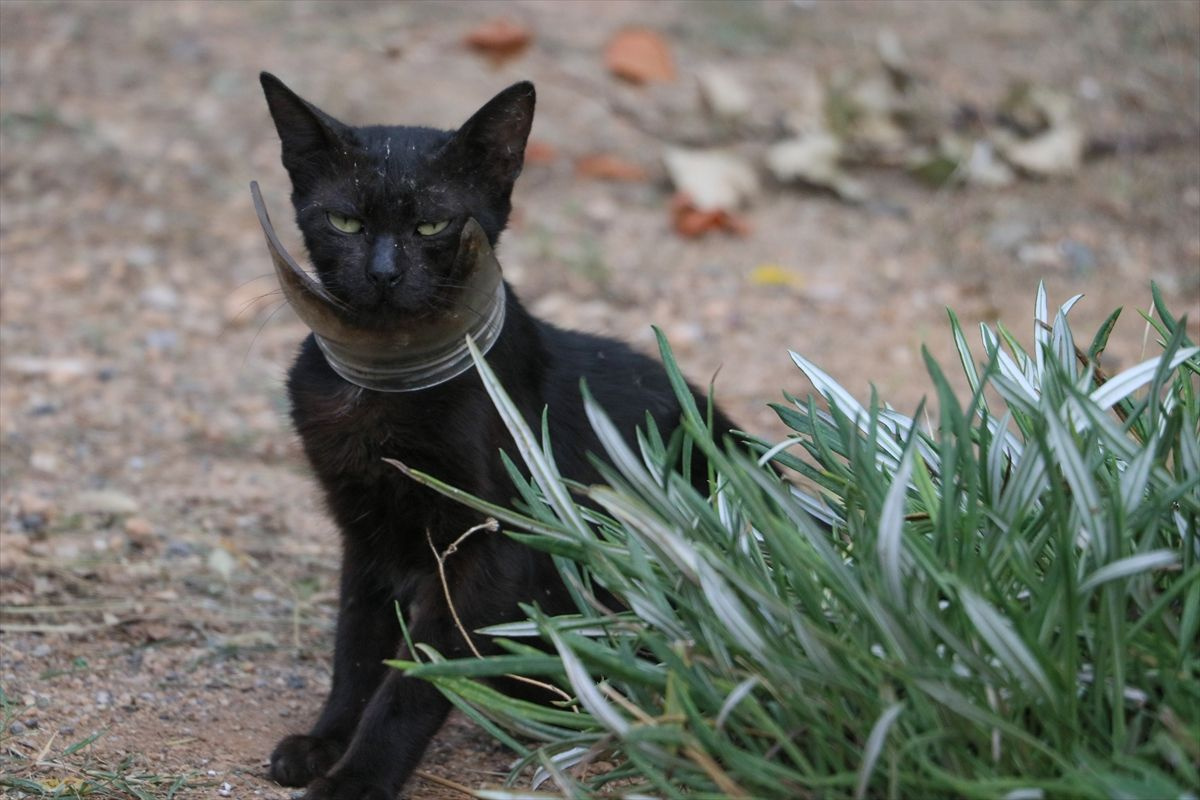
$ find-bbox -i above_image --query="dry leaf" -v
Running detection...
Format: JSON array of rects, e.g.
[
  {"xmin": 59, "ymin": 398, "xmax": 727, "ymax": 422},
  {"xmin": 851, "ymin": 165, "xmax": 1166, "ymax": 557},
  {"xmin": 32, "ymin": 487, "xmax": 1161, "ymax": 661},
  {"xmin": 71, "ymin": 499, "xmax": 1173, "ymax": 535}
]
[
  {"xmin": 749, "ymin": 264, "xmax": 805, "ymax": 290},
  {"xmin": 605, "ymin": 28, "xmax": 675, "ymax": 84},
  {"xmin": 208, "ymin": 546, "xmax": 236, "ymax": 580},
  {"xmin": 766, "ymin": 133, "xmax": 869, "ymax": 202},
  {"xmin": 994, "ymin": 84, "xmax": 1083, "ymax": 176},
  {"xmin": 671, "ymin": 194, "xmax": 751, "ymax": 239},
  {"xmin": 841, "ymin": 74, "xmax": 909, "ymax": 154},
  {"xmin": 464, "ymin": 19, "xmax": 533, "ymax": 62},
  {"xmin": 876, "ymin": 30, "xmax": 911, "ymax": 90},
  {"xmin": 663, "ymin": 147, "xmax": 758, "ymax": 211},
  {"xmin": 674, "ymin": 206, "xmax": 723, "ymax": 237},
  {"xmin": 575, "ymin": 154, "xmax": 648, "ymax": 182},
  {"xmin": 781, "ymin": 70, "xmax": 827, "ymax": 136},
  {"xmin": 128, "ymin": 622, "xmax": 176, "ymax": 643},
  {"xmin": 997, "ymin": 125, "xmax": 1084, "ymax": 177},
  {"xmin": 38, "ymin": 780, "xmax": 88, "ymax": 792},
  {"xmin": 697, "ymin": 68, "xmax": 753, "ymax": 120},
  {"xmin": 911, "ymin": 136, "xmax": 1015, "ymax": 188},
  {"xmin": 74, "ymin": 489, "xmax": 139, "ymax": 515},
  {"xmin": 124, "ymin": 516, "xmax": 154, "ymax": 539},
  {"xmin": 6, "ymin": 356, "xmax": 91, "ymax": 382},
  {"xmin": 525, "ymin": 139, "xmax": 558, "ymax": 165},
  {"xmin": 963, "ymin": 140, "xmax": 1015, "ymax": 186}
]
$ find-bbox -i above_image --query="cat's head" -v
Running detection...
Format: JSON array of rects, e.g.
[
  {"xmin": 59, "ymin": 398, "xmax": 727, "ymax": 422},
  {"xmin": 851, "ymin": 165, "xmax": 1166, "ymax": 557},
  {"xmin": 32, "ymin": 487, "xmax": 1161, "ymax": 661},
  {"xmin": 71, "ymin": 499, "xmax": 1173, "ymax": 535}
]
[{"xmin": 260, "ymin": 72, "xmax": 534, "ymax": 316}]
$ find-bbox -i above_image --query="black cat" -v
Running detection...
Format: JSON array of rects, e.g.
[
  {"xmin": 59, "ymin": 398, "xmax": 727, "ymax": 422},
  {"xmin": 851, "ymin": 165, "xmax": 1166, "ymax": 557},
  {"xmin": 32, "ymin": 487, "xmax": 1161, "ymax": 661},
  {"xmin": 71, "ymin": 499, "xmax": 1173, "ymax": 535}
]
[{"xmin": 259, "ymin": 72, "xmax": 736, "ymax": 799}]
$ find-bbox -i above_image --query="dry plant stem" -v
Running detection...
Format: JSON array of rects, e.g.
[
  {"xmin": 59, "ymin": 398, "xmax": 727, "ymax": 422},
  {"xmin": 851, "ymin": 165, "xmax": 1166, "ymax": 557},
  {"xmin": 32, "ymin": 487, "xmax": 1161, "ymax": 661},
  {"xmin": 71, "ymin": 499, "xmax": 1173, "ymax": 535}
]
[
  {"xmin": 0, "ymin": 602, "xmax": 140, "ymax": 615},
  {"xmin": 0, "ymin": 622, "xmax": 110, "ymax": 634},
  {"xmin": 426, "ymin": 521, "xmax": 498, "ymax": 661},
  {"xmin": 413, "ymin": 769, "xmax": 477, "ymax": 797},
  {"xmin": 234, "ymin": 548, "xmax": 310, "ymax": 650},
  {"xmin": 683, "ymin": 745, "xmax": 749, "ymax": 798},
  {"xmin": 33, "ymin": 730, "xmax": 58, "ymax": 765},
  {"xmin": 598, "ymin": 682, "xmax": 657, "ymax": 725},
  {"xmin": 426, "ymin": 523, "xmax": 573, "ymax": 703}
]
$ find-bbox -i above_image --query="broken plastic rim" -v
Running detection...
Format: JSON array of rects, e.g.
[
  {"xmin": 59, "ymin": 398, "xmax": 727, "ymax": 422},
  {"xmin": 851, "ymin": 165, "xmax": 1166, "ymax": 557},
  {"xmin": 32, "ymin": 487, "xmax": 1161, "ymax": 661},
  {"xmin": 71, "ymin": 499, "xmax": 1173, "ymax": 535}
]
[{"xmin": 250, "ymin": 181, "xmax": 506, "ymax": 392}]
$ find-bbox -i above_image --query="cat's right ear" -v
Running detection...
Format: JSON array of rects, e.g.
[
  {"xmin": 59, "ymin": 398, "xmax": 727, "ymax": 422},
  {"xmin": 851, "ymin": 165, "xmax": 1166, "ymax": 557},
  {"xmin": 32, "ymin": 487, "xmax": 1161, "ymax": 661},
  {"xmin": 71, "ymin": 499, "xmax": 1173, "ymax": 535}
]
[
  {"xmin": 260, "ymin": 72, "xmax": 349, "ymax": 177},
  {"xmin": 442, "ymin": 81, "xmax": 536, "ymax": 187}
]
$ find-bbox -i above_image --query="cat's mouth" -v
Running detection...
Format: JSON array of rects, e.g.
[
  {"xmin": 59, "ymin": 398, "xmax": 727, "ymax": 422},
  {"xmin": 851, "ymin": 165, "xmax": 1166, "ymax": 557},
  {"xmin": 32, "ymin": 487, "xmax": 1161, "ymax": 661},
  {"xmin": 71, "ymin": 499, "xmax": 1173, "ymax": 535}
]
[{"xmin": 251, "ymin": 182, "xmax": 506, "ymax": 392}]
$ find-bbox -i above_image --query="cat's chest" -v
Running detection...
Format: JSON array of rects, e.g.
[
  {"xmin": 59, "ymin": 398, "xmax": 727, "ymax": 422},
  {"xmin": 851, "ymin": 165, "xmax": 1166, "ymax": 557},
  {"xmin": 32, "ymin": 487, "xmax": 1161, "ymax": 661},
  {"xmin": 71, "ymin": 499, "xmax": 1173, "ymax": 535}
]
[
  {"xmin": 295, "ymin": 384, "xmax": 440, "ymax": 469},
  {"xmin": 291, "ymin": 370, "xmax": 500, "ymax": 495}
]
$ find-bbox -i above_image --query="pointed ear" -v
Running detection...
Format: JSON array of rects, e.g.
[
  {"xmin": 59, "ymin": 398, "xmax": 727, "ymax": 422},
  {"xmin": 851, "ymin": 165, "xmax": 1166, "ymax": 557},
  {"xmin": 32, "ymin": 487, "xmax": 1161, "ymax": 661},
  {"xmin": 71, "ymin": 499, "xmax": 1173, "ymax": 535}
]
[
  {"xmin": 260, "ymin": 72, "xmax": 350, "ymax": 177},
  {"xmin": 443, "ymin": 82, "xmax": 535, "ymax": 185}
]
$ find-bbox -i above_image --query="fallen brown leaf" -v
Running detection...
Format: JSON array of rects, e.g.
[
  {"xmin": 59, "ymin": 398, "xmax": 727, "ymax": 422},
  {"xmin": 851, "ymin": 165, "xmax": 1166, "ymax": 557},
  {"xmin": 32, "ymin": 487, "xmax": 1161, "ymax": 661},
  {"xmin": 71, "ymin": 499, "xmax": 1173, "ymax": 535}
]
[
  {"xmin": 670, "ymin": 194, "xmax": 751, "ymax": 238},
  {"xmin": 126, "ymin": 621, "xmax": 176, "ymax": 643},
  {"xmin": 525, "ymin": 139, "xmax": 558, "ymax": 165},
  {"xmin": 575, "ymin": 154, "xmax": 649, "ymax": 182},
  {"xmin": 464, "ymin": 18, "xmax": 533, "ymax": 63},
  {"xmin": 605, "ymin": 28, "xmax": 675, "ymax": 84}
]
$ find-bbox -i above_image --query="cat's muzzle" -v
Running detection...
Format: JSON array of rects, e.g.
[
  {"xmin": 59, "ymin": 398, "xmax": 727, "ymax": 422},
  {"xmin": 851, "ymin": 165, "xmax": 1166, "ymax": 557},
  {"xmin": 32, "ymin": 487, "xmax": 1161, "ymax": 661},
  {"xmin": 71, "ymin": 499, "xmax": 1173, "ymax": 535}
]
[{"xmin": 250, "ymin": 182, "xmax": 506, "ymax": 392}]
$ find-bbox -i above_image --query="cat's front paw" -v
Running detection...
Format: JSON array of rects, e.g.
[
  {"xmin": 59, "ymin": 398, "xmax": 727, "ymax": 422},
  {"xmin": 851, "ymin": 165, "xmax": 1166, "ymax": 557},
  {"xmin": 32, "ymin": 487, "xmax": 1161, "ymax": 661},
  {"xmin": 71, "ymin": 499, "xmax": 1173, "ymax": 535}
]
[
  {"xmin": 269, "ymin": 733, "xmax": 344, "ymax": 787},
  {"xmin": 302, "ymin": 774, "xmax": 393, "ymax": 800}
]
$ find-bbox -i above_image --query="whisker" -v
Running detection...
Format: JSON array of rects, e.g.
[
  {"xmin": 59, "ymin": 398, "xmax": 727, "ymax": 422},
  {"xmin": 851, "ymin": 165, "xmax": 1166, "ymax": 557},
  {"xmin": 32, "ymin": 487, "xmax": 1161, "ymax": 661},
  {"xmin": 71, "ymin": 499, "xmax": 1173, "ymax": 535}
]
[
  {"xmin": 216, "ymin": 289, "xmax": 286, "ymax": 343},
  {"xmin": 239, "ymin": 300, "xmax": 292, "ymax": 374},
  {"xmin": 229, "ymin": 273, "xmax": 278, "ymax": 292},
  {"xmin": 319, "ymin": 274, "xmax": 359, "ymax": 314},
  {"xmin": 231, "ymin": 289, "xmax": 285, "ymax": 322},
  {"xmin": 430, "ymin": 281, "xmax": 495, "ymax": 300}
]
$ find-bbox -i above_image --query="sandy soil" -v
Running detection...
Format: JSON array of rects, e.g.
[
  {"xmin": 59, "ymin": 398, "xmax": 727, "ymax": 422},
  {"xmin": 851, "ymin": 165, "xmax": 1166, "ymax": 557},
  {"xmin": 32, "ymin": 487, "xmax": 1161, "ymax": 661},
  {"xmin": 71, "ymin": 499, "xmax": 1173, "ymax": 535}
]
[{"xmin": 1, "ymin": 1, "xmax": 1197, "ymax": 798}]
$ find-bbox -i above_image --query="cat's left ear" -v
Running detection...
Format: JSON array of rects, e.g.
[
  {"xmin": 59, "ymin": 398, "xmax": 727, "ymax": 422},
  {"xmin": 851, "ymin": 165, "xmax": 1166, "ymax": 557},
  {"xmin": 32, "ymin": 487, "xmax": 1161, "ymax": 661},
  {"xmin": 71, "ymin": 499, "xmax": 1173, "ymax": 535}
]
[{"xmin": 443, "ymin": 82, "xmax": 535, "ymax": 185}]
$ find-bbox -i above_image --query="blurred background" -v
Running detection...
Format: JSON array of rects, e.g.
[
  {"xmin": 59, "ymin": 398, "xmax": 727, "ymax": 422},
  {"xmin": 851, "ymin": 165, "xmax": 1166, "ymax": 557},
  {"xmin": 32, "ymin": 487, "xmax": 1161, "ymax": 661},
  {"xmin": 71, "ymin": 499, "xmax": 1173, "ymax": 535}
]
[{"xmin": 1, "ymin": 2, "xmax": 1197, "ymax": 797}]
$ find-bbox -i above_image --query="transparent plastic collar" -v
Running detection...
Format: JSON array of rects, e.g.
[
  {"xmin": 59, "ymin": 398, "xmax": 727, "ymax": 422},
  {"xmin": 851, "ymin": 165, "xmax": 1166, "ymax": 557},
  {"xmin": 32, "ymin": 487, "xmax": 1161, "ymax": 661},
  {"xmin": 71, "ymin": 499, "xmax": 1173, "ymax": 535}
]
[{"xmin": 251, "ymin": 181, "xmax": 505, "ymax": 392}]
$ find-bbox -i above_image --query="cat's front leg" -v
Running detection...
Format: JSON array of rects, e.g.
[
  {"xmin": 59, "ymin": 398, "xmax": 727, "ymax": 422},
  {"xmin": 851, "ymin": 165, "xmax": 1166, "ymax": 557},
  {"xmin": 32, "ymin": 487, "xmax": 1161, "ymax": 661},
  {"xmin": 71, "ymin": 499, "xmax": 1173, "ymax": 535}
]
[
  {"xmin": 302, "ymin": 543, "xmax": 523, "ymax": 797},
  {"xmin": 300, "ymin": 670, "xmax": 452, "ymax": 799},
  {"xmin": 270, "ymin": 548, "xmax": 401, "ymax": 788}
]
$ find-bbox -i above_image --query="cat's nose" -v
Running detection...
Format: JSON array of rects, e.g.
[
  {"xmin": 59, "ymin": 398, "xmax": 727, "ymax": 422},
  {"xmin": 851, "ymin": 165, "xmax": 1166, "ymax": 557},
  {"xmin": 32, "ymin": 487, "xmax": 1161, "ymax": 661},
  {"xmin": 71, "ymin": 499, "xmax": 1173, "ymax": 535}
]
[{"xmin": 366, "ymin": 235, "xmax": 403, "ymax": 288}]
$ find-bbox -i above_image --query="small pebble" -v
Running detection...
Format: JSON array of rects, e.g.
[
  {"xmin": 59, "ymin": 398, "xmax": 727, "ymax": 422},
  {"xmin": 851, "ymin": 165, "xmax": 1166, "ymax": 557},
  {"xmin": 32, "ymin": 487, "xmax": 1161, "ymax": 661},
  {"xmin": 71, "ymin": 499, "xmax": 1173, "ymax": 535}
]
[
  {"xmin": 126, "ymin": 245, "xmax": 157, "ymax": 269},
  {"xmin": 19, "ymin": 513, "xmax": 47, "ymax": 533},
  {"xmin": 31, "ymin": 644, "xmax": 52, "ymax": 658},
  {"xmin": 9, "ymin": 721, "xmax": 26, "ymax": 735},
  {"xmin": 95, "ymin": 690, "xmax": 112, "ymax": 706},
  {"xmin": 124, "ymin": 516, "xmax": 154, "ymax": 540},
  {"xmin": 985, "ymin": 219, "xmax": 1033, "ymax": 253},
  {"xmin": 166, "ymin": 540, "xmax": 194, "ymax": 558},
  {"xmin": 1059, "ymin": 239, "xmax": 1097, "ymax": 275},
  {"xmin": 140, "ymin": 284, "xmax": 179, "ymax": 311},
  {"xmin": 145, "ymin": 329, "xmax": 180, "ymax": 352},
  {"xmin": 218, "ymin": 781, "xmax": 233, "ymax": 797}
]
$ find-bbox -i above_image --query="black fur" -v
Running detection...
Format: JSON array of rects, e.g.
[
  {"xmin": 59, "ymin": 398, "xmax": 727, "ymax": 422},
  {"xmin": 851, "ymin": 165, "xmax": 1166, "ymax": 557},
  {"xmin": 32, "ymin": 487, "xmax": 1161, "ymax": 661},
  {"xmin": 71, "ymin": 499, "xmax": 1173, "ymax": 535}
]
[{"xmin": 260, "ymin": 73, "xmax": 736, "ymax": 798}]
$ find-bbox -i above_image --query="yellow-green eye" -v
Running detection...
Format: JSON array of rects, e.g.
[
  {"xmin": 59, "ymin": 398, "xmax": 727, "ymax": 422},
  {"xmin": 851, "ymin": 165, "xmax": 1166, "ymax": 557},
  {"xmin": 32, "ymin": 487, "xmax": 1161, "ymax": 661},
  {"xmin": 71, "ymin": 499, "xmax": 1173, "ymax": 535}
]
[
  {"xmin": 327, "ymin": 212, "xmax": 362, "ymax": 234},
  {"xmin": 416, "ymin": 220, "xmax": 450, "ymax": 237}
]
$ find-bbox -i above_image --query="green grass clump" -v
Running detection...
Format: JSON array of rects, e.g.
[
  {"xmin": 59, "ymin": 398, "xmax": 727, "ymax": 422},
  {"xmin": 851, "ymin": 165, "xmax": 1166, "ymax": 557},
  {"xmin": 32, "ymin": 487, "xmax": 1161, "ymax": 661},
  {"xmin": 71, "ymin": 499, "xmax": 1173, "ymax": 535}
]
[
  {"xmin": 0, "ymin": 684, "xmax": 194, "ymax": 799},
  {"xmin": 395, "ymin": 283, "xmax": 1199, "ymax": 799}
]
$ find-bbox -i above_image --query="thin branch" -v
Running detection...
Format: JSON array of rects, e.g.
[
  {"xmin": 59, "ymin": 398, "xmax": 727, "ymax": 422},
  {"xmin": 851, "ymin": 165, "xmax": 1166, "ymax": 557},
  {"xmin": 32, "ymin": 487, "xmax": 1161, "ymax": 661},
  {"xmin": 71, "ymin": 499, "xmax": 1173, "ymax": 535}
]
[{"xmin": 426, "ymin": 523, "xmax": 573, "ymax": 703}]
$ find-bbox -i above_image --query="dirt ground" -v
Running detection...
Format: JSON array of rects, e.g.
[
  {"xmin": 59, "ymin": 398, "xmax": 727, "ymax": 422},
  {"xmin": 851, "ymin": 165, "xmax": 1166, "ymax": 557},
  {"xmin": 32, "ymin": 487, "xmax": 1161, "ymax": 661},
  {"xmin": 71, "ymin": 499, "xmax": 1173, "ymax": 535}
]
[{"xmin": 1, "ymin": 1, "xmax": 1197, "ymax": 798}]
